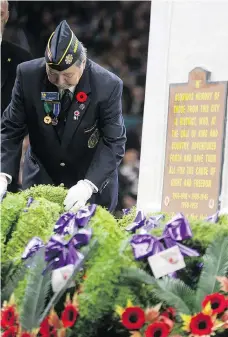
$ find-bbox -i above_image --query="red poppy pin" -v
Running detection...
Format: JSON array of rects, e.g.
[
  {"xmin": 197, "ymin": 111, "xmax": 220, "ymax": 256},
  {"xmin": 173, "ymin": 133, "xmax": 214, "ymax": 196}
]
[{"xmin": 76, "ymin": 92, "xmax": 87, "ymax": 103}]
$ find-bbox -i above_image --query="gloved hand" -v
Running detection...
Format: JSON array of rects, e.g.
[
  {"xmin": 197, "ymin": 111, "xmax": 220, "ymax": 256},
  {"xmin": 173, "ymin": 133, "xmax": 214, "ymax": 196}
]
[
  {"xmin": 0, "ymin": 175, "xmax": 8, "ymax": 201},
  {"xmin": 64, "ymin": 180, "xmax": 94, "ymax": 212}
]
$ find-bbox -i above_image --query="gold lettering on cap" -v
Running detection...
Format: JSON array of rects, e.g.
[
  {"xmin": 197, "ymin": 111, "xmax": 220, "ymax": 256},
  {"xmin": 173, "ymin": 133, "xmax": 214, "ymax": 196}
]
[{"xmin": 74, "ymin": 39, "xmax": 79, "ymax": 53}]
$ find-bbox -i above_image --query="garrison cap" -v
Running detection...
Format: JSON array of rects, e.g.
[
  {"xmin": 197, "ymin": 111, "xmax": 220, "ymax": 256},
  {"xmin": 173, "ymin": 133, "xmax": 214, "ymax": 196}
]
[{"xmin": 45, "ymin": 20, "xmax": 83, "ymax": 71}]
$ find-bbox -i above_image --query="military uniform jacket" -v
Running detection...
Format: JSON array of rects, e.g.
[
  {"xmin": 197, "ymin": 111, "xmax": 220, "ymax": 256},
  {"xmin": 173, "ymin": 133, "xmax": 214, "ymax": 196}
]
[
  {"xmin": 1, "ymin": 58, "xmax": 126, "ymax": 211},
  {"xmin": 1, "ymin": 40, "xmax": 32, "ymax": 114}
]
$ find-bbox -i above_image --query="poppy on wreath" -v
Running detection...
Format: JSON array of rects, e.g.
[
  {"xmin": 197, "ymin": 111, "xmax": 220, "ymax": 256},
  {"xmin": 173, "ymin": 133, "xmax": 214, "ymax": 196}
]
[
  {"xmin": 1, "ymin": 306, "xmax": 18, "ymax": 329},
  {"xmin": 61, "ymin": 304, "xmax": 78, "ymax": 328},
  {"xmin": 160, "ymin": 307, "xmax": 176, "ymax": 320},
  {"xmin": 189, "ymin": 312, "xmax": 214, "ymax": 336},
  {"xmin": 181, "ymin": 311, "xmax": 214, "ymax": 337},
  {"xmin": 76, "ymin": 92, "xmax": 87, "ymax": 103},
  {"xmin": 202, "ymin": 293, "xmax": 227, "ymax": 314},
  {"xmin": 157, "ymin": 315, "xmax": 174, "ymax": 331},
  {"xmin": 1, "ymin": 326, "xmax": 18, "ymax": 337},
  {"xmin": 116, "ymin": 300, "xmax": 145, "ymax": 330},
  {"xmin": 121, "ymin": 306, "xmax": 145, "ymax": 330},
  {"xmin": 20, "ymin": 332, "xmax": 33, "ymax": 337},
  {"xmin": 39, "ymin": 317, "xmax": 57, "ymax": 337},
  {"xmin": 145, "ymin": 321, "xmax": 170, "ymax": 337}
]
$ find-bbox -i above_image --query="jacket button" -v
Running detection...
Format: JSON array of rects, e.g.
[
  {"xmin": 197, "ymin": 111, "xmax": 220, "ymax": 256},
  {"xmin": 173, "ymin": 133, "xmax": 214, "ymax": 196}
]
[{"xmin": 60, "ymin": 162, "xmax": 65, "ymax": 167}]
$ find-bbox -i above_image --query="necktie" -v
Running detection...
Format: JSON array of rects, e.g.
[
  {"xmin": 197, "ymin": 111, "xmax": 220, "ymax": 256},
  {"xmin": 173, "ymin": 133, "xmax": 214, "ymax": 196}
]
[
  {"xmin": 60, "ymin": 89, "xmax": 72, "ymax": 122},
  {"xmin": 56, "ymin": 89, "xmax": 72, "ymax": 139}
]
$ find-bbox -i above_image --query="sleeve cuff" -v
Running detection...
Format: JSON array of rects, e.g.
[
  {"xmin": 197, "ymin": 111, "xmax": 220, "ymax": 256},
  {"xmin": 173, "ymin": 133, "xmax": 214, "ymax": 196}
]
[
  {"xmin": 0, "ymin": 173, "xmax": 12, "ymax": 184},
  {"xmin": 84, "ymin": 179, "xmax": 98, "ymax": 193}
]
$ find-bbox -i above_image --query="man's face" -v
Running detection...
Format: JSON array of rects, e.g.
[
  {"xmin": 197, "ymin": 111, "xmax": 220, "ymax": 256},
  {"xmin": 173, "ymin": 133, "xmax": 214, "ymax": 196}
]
[
  {"xmin": 1, "ymin": 0, "xmax": 9, "ymax": 35},
  {"xmin": 46, "ymin": 61, "xmax": 85, "ymax": 90}
]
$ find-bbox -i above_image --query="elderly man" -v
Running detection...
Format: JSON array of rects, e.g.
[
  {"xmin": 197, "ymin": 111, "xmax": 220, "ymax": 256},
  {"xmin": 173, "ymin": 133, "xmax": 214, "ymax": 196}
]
[{"xmin": 1, "ymin": 20, "xmax": 126, "ymax": 212}]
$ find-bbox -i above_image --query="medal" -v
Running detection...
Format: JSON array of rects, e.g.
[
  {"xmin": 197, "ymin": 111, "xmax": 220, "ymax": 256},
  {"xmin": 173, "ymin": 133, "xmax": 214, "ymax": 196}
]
[
  {"xmin": 44, "ymin": 116, "xmax": 52, "ymax": 124},
  {"xmin": 73, "ymin": 110, "xmax": 80, "ymax": 120},
  {"xmin": 52, "ymin": 118, "xmax": 58, "ymax": 126},
  {"xmin": 52, "ymin": 103, "xmax": 60, "ymax": 126}
]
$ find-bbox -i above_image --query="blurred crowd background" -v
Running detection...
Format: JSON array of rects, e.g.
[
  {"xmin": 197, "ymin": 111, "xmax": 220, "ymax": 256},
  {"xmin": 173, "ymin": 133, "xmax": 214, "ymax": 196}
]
[{"xmin": 4, "ymin": 1, "xmax": 151, "ymax": 214}]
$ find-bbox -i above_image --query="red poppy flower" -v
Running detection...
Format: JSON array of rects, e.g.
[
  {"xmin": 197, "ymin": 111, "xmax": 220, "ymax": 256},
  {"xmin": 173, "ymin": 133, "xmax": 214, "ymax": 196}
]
[
  {"xmin": 189, "ymin": 313, "xmax": 213, "ymax": 336},
  {"xmin": 21, "ymin": 333, "xmax": 32, "ymax": 337},
  {"xmin": 145, "ymin": 322, "xmax": 170, "ymax": 337},
  {"xmin": 39, "ymin": 317, "xmax": 57, "ymax": 337},
  {"xmin": 76, "ymin": 92, "xmax": 87, "ymax": 103},
  {"xmin": 1, "ymin": 326, "xmax": 17, "ymax": 337},
  {"xmin": 202, "ymin": 293, "xmax": 227, "ymax": 314},
  {"xmin": 161, "ymin": 307, "xmax": 176, "ymax": 320},
  {"xmin": 1, "ymin": 306, "xmax": 17, "ymax": 329},
  {"xmin": 61, "ymin": 304, "xmax": 78, "ymax": 328},
  {"xmin": 158, "ymin": 316, "xmax": 174, "ymax": 331},
  {"xmin": 121, "ymin": 307, "xmax": 145, "ymax": 330}
]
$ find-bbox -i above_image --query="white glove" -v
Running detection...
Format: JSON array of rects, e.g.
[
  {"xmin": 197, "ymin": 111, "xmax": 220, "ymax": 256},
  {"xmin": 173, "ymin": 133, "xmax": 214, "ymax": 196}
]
[
  {"xmin": 64, "ymin": 180, "xmax": 94, "ymax": 212},
  {"xmin": 0, "ymin": 175, "xmax": 8, "ymax": 201}
]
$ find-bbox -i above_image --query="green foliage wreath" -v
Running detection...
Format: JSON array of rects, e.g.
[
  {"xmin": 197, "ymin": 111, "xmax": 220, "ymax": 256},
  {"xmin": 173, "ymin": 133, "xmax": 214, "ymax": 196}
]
[{"xmin": 1, "ymin": 185, "xmax": 228, "ymax": 337}]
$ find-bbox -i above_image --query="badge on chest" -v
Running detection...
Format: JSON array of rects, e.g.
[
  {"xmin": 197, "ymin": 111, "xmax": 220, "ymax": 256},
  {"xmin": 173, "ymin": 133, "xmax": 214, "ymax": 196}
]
[{"xmin": 88, "ymin": 128, "xmax": 100, "ymax": 148}]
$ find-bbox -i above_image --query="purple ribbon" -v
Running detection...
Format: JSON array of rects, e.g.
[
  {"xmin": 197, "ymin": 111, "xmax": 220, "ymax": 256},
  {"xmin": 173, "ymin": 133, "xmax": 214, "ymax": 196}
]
[
  {"xmin": 76, "ymin": 204, "xmax": 97, "ymax": 227},
  {"xmin": 130, "ymin": 213, "xmax": 199, "ymax": 260},
  {"xmin": 54, "ymin": 212, "xmax": 76, "ymax": 235},
  {"xmin": 22, "ymin": 237, "xmax": 44, "ymax": 260},
  {"xmin": 143, "ymin": 214, "xmax": 165, "ymax": 231},
  {"xmin": 23, "ymin": 197, "xmax": 34, "ymax": 212},
  {"xmin": 27, "ymin": 197, "xmax": 34, "ymax": 207},
  {"xmin": 205, "ymin": 211, "xmax": 219, "ymax": 224},
  {"xmin": 125, "ymin": 211, "xmax": 146, "ymax": 232},
  {"xmin": 126, "ymin": 212, "xmax": 164, "ymax": 233},
  {"xmin": 72, "ymin": 228, "xmax": 92, "ymax": 248},
  {"xmin": 44, "ymin": 228, "xmax": 92, "ymax": 272},
  {"xmin": 123, "ymin": 208, "xmax": 131, "ymax": 215},
  {"xmin": 22, "ymin": 205, "xmax": 95, "ymax": 271},
  {"xmin": 54, "ymin": 204, "xmax": 97, "ymax": 235}
]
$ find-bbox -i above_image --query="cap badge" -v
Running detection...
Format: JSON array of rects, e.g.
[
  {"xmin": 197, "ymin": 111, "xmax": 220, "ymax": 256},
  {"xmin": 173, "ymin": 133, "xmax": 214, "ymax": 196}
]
[
  {"xmin": 88, "ymin": 129, "xmax": 100, "ymax": 148},
  {"xmin": 65, "ymin": 54, "xmax": 73, "ymax": 65}
]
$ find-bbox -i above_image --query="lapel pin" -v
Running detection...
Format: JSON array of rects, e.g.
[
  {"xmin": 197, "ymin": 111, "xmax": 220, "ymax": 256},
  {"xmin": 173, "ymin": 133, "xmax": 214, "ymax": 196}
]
[
  {"xmin": 79, "ymin": 103, "xmax": 85, "ymax": 110},
  {"xmin": 73, "ymin": 111, "xmax": 80, "ymax": 120},
  {"xmin": 76, "ymin": 91, "xmax": 87, "ymax": 103},
  {"xmin": 7, "ymin": 58, "xmax": 11, "ymax": 62}
]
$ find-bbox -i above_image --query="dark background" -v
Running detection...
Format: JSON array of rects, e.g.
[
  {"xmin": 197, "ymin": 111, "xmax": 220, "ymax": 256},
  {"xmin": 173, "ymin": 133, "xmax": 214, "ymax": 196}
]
[{"xmin": 4, "ymin": 1, "xmax": 151, "ymax": 213}]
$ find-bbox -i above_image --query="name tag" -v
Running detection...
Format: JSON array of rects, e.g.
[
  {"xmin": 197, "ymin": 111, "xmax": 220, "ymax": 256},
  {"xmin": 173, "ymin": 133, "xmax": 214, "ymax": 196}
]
[{"xmin": 41, "ymin": 92, "xmax": 59, "ymax": 101}]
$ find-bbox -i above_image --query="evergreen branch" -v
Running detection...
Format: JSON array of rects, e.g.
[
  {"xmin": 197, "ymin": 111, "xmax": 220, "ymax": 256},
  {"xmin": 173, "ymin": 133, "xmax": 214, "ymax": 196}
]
[
  {"xmin": 121, "ymin": 267, "xmax": 156, "ymax": 285},
  {"xmin": 151, "ymin": 277, "xmax": 194, "ymax": 314},
  {"xmin": 1, "ymin": 263, "xmax": 27, "ymax": 303},
  {"xmin": 20, "ymin": 250, "xmax": 51, "ymax": 331},
  {"xmin": 121, "ymin": 268, "xmax": 194, "ymax": 314},
  {"xmin": 194, "ymin": 236, "xmax": 228, "ymax": 312}
]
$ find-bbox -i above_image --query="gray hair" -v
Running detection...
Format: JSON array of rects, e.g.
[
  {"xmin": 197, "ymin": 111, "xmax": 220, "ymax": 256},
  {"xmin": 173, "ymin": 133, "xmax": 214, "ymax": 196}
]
[{"xmin": 74, "ymin": 43, "xmax": 87, "ymax": 68}]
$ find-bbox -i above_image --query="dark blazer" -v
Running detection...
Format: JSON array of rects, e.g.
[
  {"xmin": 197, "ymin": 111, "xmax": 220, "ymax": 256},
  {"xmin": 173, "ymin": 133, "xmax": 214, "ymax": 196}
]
[
  {"xmin": 1, "ymin": 58, "xmax": 126, "ymax": 211},
  {"xmin": 1, "ymin": 40, "xmax": 32, "ymax": 114}
]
